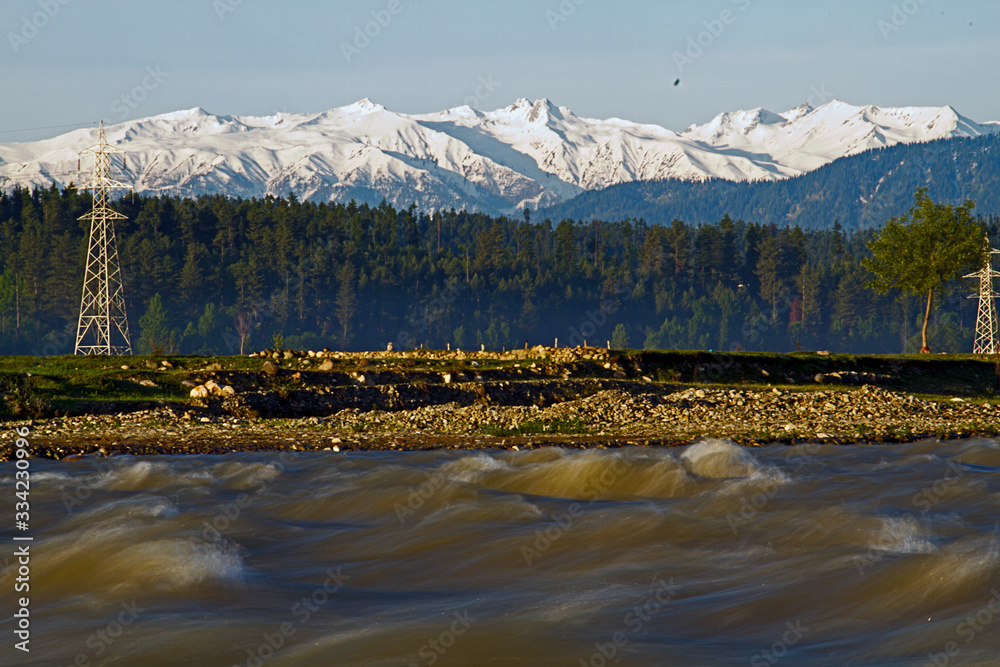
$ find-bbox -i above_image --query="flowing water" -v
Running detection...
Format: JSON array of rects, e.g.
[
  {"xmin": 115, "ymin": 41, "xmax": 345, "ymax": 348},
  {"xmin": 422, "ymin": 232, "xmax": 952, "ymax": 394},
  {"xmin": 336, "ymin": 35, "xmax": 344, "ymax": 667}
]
[{"xmin": 3, "ymin": 438, "xmax": 1000, "ymax": 666}]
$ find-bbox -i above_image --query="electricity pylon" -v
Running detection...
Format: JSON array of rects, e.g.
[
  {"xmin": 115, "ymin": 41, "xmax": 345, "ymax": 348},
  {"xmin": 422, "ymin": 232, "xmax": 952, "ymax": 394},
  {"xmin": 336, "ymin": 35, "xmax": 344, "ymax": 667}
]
[
  {"xmin": 964, "ymin": 233, "xmax": 1000, "ymax": 355},
  {"xmin": 74, "ymin": 121, "xmax": 133, "ymax": 355}
]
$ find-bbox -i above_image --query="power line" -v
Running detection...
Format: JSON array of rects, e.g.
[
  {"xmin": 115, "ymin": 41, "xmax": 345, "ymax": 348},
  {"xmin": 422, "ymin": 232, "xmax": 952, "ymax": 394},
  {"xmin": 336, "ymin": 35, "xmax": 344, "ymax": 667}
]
[
  {"xmin": 0, "ymin": 170, "xmax": 86, "ymax": 180},
  {"xmin": 0, "ymin": 121, "xmax": 97, "ymax": 135},
  {"xmin": 75, "ymin": 121, "xmax": 134, "ymax": 356}
]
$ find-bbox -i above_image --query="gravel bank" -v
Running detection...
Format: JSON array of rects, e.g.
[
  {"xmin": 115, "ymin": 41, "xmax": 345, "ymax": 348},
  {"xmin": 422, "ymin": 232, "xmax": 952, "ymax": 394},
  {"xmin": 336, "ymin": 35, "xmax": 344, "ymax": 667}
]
[{"xmin": 3, "ymin": 381, "xmax": 998, "ymax": 461}]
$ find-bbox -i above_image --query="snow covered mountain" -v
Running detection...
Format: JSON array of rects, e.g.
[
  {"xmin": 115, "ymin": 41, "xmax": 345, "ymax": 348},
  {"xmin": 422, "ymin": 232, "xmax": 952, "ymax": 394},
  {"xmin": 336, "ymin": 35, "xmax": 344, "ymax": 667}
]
[{"xmin": 1, "ymin": 99, "xmax": 996, "ymax": 215}]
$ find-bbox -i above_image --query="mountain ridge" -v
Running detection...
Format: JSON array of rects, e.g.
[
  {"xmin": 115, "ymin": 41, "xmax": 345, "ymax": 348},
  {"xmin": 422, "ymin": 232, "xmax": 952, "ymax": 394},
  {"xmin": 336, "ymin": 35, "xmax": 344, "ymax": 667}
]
[
  {"xmin": 536, "ymin": 134, "xmax": 1000, "ymax": 230},
  {"xmin": 1, "ymin": 98, "xmax": 997, "ymax": 216}
]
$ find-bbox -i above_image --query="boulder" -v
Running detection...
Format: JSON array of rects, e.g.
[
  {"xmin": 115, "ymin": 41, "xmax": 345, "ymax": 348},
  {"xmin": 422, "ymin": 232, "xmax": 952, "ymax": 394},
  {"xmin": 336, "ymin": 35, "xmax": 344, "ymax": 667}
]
[
  {"xmin": 262, "ymin": 361, "xmax": 280, "ymax": 376},
  {"xmin": 190, "ymin": 385, "xmax": 209, "ymax": 399},
  {"xmin": 319, "ymin": 359, "xmax": 335, "ymax": 372}
]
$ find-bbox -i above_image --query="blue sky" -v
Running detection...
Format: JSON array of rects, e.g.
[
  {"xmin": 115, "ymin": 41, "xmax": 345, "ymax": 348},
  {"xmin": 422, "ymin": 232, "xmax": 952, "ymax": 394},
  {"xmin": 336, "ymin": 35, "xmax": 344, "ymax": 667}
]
[{"xmin": 2, "ymin": 0, "xmax": 999, "ymax": 142}]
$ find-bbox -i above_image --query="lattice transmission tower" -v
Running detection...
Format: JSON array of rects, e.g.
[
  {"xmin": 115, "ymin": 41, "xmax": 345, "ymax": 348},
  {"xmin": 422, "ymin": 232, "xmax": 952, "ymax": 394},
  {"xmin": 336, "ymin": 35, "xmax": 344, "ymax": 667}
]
[
  {"xmin": 964, "ymin": 233, "xmax": 1000, "ymax": 355},
  {"xmin": 74, "ymin": 121, "xmax": 133, "ymax": 355}
]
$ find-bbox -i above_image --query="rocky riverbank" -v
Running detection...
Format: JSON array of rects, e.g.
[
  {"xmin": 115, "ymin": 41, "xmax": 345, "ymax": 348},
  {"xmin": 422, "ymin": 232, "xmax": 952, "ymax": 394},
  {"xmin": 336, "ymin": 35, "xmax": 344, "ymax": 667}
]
[{"xmin": 3, "ymin": 347, "xmax": 1000, "ymax": 460}]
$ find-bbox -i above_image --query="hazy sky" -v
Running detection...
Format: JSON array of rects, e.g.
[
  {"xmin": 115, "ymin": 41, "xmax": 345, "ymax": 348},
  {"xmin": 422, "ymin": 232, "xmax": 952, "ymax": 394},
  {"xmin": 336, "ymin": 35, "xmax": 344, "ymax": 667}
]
[{"xmin": 2, "ymin": 0, "xmax": 999, "ymax": 142}]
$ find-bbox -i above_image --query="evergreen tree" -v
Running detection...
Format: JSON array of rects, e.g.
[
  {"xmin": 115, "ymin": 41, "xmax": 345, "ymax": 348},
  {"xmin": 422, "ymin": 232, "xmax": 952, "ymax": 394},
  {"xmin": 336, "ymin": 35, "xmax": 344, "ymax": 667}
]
[
  {"xmin": 138, "ymin": 293, "xmax": 171, "ymax": 354},
  {"xmin": 665, "ymin": 219, "xmax": 690, "ymax": 277},
  {"xmin": 335, "ymin": 262, "xmax": 358, "ymax": 348},
  {"xmin": 610, "ymin": 323, "xmax": 630, "ymax": 349},
  {"xmin": 179, "ymin": 243, "xmax": 208, "ymax": 304},
  {"xmin": 0, "ymin": 268, "xmax": 16, "ymax": 347},
  {"xmin": 755, "ymin": 233, "xmax": 783, "ymax": 322},
  {"xmin": 0, "ymin": 184, "xmax": 988, "ymax": 357}
]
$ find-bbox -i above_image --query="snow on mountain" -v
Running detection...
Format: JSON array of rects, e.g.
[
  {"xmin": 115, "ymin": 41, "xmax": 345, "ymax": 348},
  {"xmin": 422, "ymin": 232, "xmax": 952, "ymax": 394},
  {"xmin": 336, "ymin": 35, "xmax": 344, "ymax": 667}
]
[
  {"xmin": 680, "ymin": 100, "xmax": 998, "ymax": 175},
  {"xmin": 1, "ymin": 99, "xmax": 996, "ymax": 215}
]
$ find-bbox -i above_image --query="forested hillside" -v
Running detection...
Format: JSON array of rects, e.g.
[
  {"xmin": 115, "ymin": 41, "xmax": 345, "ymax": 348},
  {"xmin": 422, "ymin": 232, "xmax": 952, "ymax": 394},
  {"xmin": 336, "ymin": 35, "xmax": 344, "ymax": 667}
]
[
  {"xmin": 1, "ymin": 185, "xmax": 995, "ymax": 356},
  {"xmin": 539, "ymin": 135, "xmax": 1000, "ymax": 231}
]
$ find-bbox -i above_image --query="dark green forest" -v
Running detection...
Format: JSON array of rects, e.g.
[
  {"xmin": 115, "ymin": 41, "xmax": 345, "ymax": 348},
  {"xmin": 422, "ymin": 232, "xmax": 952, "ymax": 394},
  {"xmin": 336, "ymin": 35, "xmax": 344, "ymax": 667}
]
[
  {"xmin": 539, "ymin": 135, "xmax": 1000, "ymax": 230},
  {"xmin": 1, "ymin": 185, "xmax": 996, "ymax": 356}
]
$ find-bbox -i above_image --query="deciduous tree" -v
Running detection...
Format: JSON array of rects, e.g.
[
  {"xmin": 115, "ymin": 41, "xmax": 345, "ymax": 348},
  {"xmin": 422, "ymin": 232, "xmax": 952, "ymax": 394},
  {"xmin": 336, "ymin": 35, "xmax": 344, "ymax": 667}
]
[{"xmin": 862, "ymin": 188, "xmax": 981, "ymax": 352}]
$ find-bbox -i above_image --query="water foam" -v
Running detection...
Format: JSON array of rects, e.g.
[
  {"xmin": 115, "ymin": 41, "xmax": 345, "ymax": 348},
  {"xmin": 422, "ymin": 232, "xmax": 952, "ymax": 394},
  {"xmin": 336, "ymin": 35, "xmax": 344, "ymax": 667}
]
[
  {"xmin": 110, "ymin": 534, "xmax": 243, "ymax": 584},
  {"xmin": 72, "ymin": 496, "xmax": 180, "ymax": 523},
  {"xmin": 211, "ymin": 461, "xmax": 285, "ymax": 489},
  {"xmin": 483, "ymin": 449, "xmax": 634, "ymax": 500},
  {"xmin": 681, "ymin": 439, "xmax": 773, "ymax": 479},
  {"xmin": 95, "ymin": 460, "xmax": 208, "ymax": 490},
  {"xmin": 869, "ymin": 515, "xmax": 935, "ymax": 554},
  {"xmin": 438, "ymin": 452, "xmax": 509, "ymax": 483}
]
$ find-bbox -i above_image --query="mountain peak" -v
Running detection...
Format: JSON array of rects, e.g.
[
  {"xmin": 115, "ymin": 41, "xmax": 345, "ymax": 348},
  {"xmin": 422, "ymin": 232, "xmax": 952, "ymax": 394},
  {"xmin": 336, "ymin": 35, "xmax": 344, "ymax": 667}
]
[
  {"xmin": 527, "ymin": 99, "xmax": 556, "ymax": 123},
  {"xmin": 439, "ymin": 104, "xmax": 480, "ymax": 117},
  {"xmin": 499, "ymin": 98, "xmax": 559, "ymax": 124},
  {"xmin": 2, "ymin": 97, "xmax": 998, "ymax": 218},
  {"xmin": 343, "ymin": 98, "xmax": 385, "ymax": 114},
  {"xmin": 780, "ymin": 103, "xmax": 814, "ymax": 123},
  {"xmin": 152, "ymin": 107, "xmax": 212, "ymax": 121}
]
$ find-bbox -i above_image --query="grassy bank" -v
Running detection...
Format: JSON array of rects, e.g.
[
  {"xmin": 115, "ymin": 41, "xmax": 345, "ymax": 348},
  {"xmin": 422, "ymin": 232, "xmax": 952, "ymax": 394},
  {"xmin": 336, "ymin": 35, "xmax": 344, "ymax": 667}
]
[{"xmin": 2, "ymin": 348, "xmax": 1000, "ymax": 421}]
